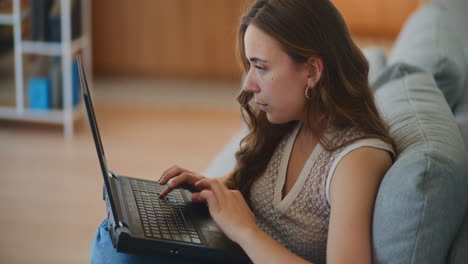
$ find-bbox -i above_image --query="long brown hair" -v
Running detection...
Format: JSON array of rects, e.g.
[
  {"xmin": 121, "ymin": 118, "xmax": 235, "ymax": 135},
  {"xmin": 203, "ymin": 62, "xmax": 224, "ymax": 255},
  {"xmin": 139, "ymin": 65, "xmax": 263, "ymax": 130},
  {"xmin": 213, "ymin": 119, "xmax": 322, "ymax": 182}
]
[{"xmin": 232, "ymin": 0, "xmax": 396, "ymax": 199}]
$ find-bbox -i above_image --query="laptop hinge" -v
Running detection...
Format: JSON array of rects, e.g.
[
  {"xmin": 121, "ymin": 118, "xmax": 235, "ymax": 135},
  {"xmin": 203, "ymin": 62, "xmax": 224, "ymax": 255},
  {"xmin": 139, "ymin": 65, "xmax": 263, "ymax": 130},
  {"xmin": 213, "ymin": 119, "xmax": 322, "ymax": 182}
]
[{"xmin": 108, "ymin": 171, "xmax": 119, "ymax": 179}]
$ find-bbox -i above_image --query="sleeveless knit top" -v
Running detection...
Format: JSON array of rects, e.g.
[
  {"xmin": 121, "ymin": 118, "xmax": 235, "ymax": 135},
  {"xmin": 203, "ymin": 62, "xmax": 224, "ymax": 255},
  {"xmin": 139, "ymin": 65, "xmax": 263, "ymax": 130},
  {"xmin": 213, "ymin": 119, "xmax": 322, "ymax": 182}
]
[{"xmin": 248, "ymin": 123, "xmax": 395, "ymax": 264}]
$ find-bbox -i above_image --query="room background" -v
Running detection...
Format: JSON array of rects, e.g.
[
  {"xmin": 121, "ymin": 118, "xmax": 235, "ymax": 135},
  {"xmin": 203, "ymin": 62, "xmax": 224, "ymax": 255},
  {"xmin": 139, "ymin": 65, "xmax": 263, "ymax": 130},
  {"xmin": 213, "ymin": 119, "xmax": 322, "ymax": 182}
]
[{"xmin": 0, "ymin": 0, "xmax": 422, "ymax": 263}]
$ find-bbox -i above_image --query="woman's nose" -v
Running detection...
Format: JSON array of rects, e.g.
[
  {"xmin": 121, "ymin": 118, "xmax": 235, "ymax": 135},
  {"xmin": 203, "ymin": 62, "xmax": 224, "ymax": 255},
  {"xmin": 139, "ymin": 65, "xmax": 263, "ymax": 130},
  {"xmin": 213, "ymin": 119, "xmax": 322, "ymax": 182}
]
[{"xmin": 242, "ymin": 71, "xmax": 260, "ymax": 93}]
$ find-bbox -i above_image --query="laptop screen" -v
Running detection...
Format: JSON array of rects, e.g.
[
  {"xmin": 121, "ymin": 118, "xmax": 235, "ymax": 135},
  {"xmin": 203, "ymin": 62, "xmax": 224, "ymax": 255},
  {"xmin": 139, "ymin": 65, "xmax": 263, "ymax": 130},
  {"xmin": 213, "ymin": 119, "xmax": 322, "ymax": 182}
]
[{"xmin": 76, "ymin": 55, "xmax": 119, "ymax": 223}]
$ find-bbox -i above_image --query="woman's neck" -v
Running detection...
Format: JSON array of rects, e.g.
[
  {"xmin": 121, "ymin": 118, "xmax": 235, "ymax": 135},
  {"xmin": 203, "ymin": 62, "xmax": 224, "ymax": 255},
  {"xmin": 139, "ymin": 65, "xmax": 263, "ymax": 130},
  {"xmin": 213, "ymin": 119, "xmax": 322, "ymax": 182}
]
[{"xmin": 296, "ymin": 122, "xmax": 318, "ymax": 149}]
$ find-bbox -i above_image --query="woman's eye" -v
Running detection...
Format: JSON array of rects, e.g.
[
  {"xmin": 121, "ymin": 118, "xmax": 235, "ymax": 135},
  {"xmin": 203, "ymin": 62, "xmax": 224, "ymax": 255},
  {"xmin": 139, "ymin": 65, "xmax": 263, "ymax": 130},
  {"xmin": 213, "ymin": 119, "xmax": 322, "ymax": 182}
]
[{"xmin": 254, "ymin": 65, "xmax": 265, "ymax": 71}]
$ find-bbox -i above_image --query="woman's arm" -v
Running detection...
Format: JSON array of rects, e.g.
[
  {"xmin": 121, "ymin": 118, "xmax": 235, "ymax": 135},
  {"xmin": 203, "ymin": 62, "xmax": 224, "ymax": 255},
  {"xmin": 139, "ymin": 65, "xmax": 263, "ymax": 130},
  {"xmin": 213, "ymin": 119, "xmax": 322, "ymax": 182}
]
[
  {"xmin": 237, "ymin": 227, "xmax": 312, "ymax": 264},
  {"xmin": 327, "ymin": 147, "xmax": 392, "ymax": 263}
]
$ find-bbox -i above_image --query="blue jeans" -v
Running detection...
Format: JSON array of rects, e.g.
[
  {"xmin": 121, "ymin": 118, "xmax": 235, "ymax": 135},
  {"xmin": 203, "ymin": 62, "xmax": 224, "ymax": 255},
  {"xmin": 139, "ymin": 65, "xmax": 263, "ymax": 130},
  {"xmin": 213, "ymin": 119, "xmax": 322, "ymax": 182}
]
[{"xmin": 90, "ymin": 219, "xmax": 202, "ymax": 264}]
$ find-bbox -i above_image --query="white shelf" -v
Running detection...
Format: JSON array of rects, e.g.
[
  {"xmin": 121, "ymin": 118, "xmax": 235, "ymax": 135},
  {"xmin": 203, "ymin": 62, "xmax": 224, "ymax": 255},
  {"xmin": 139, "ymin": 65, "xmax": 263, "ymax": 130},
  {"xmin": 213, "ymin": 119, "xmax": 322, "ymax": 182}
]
[
  {"xmin": 0, "ymin": 10, "xmax": 29, "ymax": 25},
  {"xmin": 0, "ymin": 104, "xmax": 83, "ymax": 124},
  {"xmin": 22, "ymin": 35, "xmax": 90, "ymax": 56},
  {"xmin": 0, "ymin": 14, "xmax": 13, "ymax": 25},
  {"xmin": 0, "ymin": 0, "xmax": 93, "ymax": 138}
]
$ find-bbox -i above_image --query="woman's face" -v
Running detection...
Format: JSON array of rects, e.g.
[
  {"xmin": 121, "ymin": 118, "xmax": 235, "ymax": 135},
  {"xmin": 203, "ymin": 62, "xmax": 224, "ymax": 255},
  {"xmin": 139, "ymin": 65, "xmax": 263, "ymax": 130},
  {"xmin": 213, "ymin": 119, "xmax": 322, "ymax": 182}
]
[{"xmin": 243, "ymin": 24, "xmax": 311, "ymax": 124}]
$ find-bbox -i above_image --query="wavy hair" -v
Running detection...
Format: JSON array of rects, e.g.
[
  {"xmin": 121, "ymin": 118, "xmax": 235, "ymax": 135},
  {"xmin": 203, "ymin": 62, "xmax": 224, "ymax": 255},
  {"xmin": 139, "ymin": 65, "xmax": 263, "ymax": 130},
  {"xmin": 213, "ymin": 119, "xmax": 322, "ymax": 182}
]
[{"xmin": 231, "ymin": 0, "xmax": 396, "ymax": 199}]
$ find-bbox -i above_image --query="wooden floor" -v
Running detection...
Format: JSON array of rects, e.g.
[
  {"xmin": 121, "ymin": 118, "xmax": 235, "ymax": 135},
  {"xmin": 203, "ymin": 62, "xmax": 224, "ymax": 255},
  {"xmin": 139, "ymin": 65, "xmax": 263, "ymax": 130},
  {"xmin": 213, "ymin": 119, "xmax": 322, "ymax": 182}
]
[{"xmin": 0, "ymin": 86, "xmax": 241, "ymax": 263}]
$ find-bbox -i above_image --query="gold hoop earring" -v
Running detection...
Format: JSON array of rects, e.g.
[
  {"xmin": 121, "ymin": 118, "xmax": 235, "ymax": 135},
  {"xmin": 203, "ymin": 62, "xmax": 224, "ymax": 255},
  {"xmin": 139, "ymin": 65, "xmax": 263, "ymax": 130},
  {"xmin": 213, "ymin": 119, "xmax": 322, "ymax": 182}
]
[{"xmin": 305, "ymin": 85, "xmax": 312, "ymax": 100}]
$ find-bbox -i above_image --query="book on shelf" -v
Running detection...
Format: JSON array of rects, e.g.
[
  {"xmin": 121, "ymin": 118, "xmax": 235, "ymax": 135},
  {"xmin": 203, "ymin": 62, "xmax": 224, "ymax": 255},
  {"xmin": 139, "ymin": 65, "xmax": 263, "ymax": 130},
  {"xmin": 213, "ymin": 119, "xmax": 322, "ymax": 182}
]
[
  {"xmin": 0, "ymin": 26, "xmax": 13, "ymax": 56},
  {"xmin": 72, "ymin": 58, "xmax": 80, "ymax": 105},
  {"xmin": 49, "ymin": 57, "xmax": 62, "ymax": 108},
  {"xmin": 30, "ymin": 0, "xmax": 53, "ymax": 41},
  {"xmin": 0, "ymin": 0, "xmax": 15, "ymax": 55},
  {"xmin": 30, "ymin": 0, "xmax": 82, "ymax": 42}
]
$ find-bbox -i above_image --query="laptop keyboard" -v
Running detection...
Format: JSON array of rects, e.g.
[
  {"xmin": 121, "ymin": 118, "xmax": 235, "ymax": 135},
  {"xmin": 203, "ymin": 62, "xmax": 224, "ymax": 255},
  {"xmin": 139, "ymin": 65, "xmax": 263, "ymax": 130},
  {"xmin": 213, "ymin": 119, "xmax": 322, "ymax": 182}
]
[{"xmin": 130, "ymin": 179, "xmax": 202, "ymax": 244}]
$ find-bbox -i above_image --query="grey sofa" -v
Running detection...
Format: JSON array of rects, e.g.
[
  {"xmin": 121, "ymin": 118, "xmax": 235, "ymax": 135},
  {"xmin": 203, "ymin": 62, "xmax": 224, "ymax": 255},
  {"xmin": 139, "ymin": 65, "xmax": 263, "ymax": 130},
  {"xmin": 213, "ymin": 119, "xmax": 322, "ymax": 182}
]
[{"xmin": 203, "ymin": 0, "xmax": 468, "ymax": 263}]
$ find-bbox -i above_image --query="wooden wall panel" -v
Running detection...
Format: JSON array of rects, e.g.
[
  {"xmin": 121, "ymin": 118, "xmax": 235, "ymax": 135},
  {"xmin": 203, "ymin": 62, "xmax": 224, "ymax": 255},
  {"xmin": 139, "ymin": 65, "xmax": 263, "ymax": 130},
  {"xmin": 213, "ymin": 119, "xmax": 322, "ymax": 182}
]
[
  {"xmin": 92, "ymin": 0, "xmax": 245, "ymax": 80},
  {"xmin": 332, "ymin": 0, "xmax": 420, "ymax": 37},
  {"xmin": 379, "ymin": 0, "xmax": 421, "ymax": 37},
  {"xmin": 333, "ymin": 0, "xmax": 380, "ymax": 34},
  {"xmin": 92, "ymin": 0, "xmax": 420, "ymax": 80}
]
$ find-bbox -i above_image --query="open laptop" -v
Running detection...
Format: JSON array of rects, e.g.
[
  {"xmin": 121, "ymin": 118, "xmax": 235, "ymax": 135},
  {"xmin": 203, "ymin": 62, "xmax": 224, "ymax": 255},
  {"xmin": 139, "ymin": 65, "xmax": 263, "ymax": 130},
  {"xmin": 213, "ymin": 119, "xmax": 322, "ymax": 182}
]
[{"xmin": 76, "ymin": 55, "xmax": 249, "ymax": 263}]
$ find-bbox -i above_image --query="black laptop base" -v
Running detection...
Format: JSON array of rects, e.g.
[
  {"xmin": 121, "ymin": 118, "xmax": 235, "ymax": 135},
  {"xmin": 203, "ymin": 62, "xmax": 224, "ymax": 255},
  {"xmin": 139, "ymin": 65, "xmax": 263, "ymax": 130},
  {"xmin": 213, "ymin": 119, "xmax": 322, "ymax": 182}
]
[
  {"xmin": 111, "ymin": 228, "xmax": 248, "ymax": 263},
  {"xmin": 105, "ymin": 175, "xmax": 251, "ymax": 263}
]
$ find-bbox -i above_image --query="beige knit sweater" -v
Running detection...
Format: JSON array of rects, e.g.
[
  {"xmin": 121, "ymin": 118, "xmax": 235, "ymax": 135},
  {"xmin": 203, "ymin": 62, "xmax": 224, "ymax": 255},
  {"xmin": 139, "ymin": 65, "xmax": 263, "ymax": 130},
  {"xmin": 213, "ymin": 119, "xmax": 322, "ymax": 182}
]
[{"xmin": 248, "ymin": 123, "xmax": 394, "ymax": 264}]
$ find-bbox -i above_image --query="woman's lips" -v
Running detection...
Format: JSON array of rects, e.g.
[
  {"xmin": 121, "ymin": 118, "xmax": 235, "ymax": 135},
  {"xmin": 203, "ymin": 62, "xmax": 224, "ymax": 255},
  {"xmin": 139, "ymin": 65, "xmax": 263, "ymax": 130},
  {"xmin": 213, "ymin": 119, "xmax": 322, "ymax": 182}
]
[{"xmin": 256, "ymin": 102, "xmax": 268, "ymax": 110}]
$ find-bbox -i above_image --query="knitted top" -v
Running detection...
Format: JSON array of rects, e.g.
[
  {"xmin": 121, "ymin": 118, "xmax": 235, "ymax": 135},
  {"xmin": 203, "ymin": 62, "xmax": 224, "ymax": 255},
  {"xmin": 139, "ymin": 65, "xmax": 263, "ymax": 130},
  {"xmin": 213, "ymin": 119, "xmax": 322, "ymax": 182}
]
[{"xmin": 248, "ymin": 123, "xmax": 394, "ymax": 264}]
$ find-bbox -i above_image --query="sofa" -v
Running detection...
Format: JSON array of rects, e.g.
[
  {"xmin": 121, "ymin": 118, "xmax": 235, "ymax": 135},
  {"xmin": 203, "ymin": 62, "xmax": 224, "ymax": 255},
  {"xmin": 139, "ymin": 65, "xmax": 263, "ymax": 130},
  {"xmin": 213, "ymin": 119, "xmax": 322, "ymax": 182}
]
[{"xmin": 203, "ymin": 0, "xmax": 468, "ymax": 263}]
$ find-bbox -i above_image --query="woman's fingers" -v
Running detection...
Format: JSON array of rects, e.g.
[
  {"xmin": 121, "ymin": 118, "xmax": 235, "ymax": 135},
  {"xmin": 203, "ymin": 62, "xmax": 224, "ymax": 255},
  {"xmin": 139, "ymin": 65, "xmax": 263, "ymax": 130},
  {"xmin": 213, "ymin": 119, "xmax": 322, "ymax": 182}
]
[
  {"xmin": 159, "ymin": 171, "xmax": 205, "ymax": 198},
  {"xmin": 191, "ymin": 192, "xmax": 203, "ymax": 203},
  {"xmin": 159, "ymin": 172, "xmax": 189, "ymax": 197},
  {"xmin": 158, "ymin": 165, "xmax": 186, "ymax": 184},
  {"xmin": 198, "ymin": 189, "xmax": 218, "ymax": 211},
  {"xmin": 159, "ymin": 184, "xmax": 174, "ymax": 198},
  {"xmin": 195, "ymin": 178, "xmax": 227, "ymax": 201}
]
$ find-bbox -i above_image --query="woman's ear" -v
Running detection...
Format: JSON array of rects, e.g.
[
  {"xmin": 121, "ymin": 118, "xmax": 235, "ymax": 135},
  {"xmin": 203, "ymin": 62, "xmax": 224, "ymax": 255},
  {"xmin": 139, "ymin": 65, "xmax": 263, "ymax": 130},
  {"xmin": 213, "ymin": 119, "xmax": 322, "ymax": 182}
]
[{"xmin": 306, "ymin": 56, "xmax": 324, "ymax": 87}]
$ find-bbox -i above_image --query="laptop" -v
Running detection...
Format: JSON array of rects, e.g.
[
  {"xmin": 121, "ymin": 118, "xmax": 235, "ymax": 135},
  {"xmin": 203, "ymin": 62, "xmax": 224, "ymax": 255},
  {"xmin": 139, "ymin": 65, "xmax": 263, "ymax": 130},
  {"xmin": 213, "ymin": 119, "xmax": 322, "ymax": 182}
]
[{"xmin": 76, "ymin": 55, "xmax": 249, "ymax": 263}]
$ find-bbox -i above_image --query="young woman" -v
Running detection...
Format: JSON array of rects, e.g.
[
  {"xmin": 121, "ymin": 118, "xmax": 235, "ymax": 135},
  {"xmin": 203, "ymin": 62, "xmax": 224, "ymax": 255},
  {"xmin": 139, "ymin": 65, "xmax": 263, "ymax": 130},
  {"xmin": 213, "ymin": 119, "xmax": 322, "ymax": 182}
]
[{"xmin": 91, "ymin": 0, "xmax": 396, "ymax": 263}]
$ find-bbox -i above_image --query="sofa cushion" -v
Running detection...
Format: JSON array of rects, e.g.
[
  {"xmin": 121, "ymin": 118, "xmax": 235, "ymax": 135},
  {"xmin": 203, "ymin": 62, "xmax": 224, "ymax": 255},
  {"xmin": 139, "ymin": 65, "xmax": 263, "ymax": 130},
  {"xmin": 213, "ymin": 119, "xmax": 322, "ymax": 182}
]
[
  {"xmin": 388, "ymin": 3, "xmax": 466, "ymax": 110},
  {"xmin": 372, "ymin": 63, "xmax": 468, "ymax": 263},
  {"xmin": 429, "ymin": 0, "xmax": 468, "ymax": 49},
  {"xmin": 448, "ymin": 48, "xmax": 468, "ymax": 264},
  {"xmin": 362, "ymin": 46, "xmax": 387, "ymax": 88},
  {"xmin": 448, "ymin": 212, "xmax": 468, "ymax": 264},
  {"xmin": 453, "ymin": 48, "xmax": 468, "ymax": 149}
]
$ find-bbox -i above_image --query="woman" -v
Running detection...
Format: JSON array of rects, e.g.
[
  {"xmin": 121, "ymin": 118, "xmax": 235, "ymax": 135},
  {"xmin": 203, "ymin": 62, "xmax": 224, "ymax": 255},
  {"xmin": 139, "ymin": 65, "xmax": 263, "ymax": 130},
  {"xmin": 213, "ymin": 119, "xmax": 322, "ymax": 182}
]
[{"xmin": 91, "ymin": 0, "xmax": 396, "ymax": 263}]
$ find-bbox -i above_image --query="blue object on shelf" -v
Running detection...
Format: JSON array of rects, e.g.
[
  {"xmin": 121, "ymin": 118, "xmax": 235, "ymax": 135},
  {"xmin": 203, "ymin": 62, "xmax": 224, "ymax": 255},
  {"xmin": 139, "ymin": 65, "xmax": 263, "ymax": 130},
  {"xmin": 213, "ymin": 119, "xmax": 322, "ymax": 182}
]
[
  {"xmin": 72, "ymin": 60, "xmax": 80, "ymax": 105},
  {"xmin": 28, "ymin": 77, "xmax": 51, "ymax": 110},
  {"xmin": 47, "ymin": 15, "xmax": 61, "ymax": 42}
]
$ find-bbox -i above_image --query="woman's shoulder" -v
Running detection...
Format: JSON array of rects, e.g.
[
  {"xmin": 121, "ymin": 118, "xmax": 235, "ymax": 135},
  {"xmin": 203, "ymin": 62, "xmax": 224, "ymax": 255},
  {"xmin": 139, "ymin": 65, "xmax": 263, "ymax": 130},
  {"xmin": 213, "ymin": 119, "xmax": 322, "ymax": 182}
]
[
  {"xmin": 338, "ymin": 145, "xmax": 393, "ymax": 173},
  {"xmin": 323, "ymin": 126, "xmax": 395, "ymax": 158},
  {"xmin": 324, "ymin": 130, "xmax": 395, "ymax": 205},
  {"xmin": 331, "ymin": 133, "xmax": 395, "ymax": 179},
  {"xmin": 328, "ymin": 145, "xmax": 393, "ymax": 203}
]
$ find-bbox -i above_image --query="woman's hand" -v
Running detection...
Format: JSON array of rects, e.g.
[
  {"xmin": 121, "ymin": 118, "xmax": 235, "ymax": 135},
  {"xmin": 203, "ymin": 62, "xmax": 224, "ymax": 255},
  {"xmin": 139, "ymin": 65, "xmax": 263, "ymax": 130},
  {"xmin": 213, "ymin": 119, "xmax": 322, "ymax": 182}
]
[
  {"xmin": 192, "ymin": 178, "xmax": 259, "ymax": 245},
  {"xmin": 158, "ymin": 166, "xmax": 205, "ymax": 198}
]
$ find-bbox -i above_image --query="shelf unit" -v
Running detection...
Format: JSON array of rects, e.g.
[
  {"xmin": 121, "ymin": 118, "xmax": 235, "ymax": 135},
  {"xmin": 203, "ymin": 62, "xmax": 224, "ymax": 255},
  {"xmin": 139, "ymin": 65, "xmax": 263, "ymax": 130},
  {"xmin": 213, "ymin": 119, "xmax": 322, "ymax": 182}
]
[{"xmin": 0, "ymin": 0, "xmax": 93, "ymax": 138}]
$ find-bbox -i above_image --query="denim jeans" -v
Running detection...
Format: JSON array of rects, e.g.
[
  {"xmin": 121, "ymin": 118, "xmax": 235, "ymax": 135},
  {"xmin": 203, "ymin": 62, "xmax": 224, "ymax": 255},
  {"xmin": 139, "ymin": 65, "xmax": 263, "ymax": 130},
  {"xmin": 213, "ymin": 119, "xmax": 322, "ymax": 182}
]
[{"xmin": 90, "ymin": 219, "xmax": 202, "ymax": 264}]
